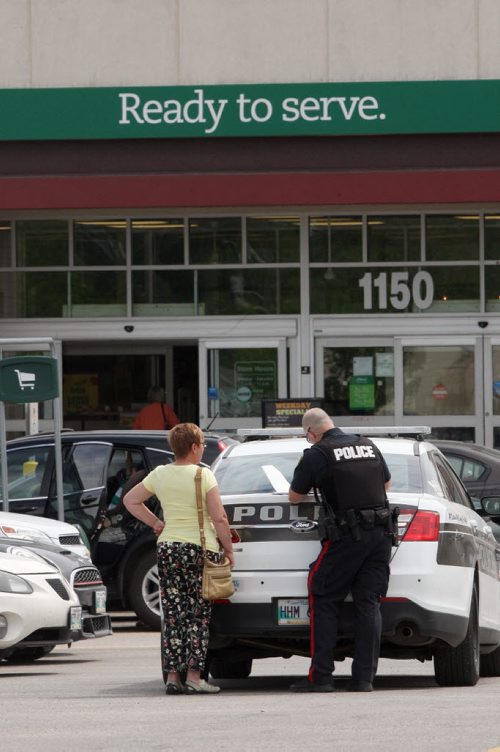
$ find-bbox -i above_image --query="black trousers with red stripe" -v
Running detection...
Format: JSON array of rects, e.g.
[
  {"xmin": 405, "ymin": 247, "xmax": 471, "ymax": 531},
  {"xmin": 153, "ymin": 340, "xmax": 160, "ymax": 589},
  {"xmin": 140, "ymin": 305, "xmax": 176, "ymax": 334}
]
[{"xmin": 307, "ymin": 525, "xmax": 392, "ymax": 685}]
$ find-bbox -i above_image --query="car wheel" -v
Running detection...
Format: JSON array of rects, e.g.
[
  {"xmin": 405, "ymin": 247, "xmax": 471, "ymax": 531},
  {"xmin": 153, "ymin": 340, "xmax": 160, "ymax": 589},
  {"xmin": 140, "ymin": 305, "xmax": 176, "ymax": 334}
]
[
  {"xmin": 127, "ymin": 549, "xmax": 161, "ymax": 631},
  {"xmin": 433, "ymin": 585, "xmax": 480, "ymax": 687},
  {"xmin": 209, "ymin": 658, "xmax": 252, "ymax": 679},
  {"xmin": 480, "ymin": 645, "xmax": 500, "ymax": 676},
  {"xmin": 5, "ymin": 645, "xmax": 55, "ymax": 663}
]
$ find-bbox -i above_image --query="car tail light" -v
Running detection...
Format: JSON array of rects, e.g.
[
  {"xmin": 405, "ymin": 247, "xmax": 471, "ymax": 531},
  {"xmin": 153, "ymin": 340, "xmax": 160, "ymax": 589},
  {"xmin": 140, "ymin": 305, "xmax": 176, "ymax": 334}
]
[
  {"xmin": 218, "ymin": 439, "xmax": 228, "ymax": 452},
  {"xmin": 230, "ymin": 528, "xmax": 240, "ymax": 543},
  {"xmin": 401, "ymin": 510, "xmax": 440, "ymax": 542}
]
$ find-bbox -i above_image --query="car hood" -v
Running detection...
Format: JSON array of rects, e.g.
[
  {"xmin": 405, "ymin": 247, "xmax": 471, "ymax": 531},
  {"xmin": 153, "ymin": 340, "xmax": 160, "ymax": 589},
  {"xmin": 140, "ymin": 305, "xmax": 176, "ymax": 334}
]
[
  {"xmin": 0, "ymin": 511, "xmax": 81, "ymax": 538},
  {"xmin": 0, "ymin": 549, "xmax": 59, "ymax": 575},
  {"xmin": 0, "ymin": 539, "xmax": 88, "ymax": 579}
]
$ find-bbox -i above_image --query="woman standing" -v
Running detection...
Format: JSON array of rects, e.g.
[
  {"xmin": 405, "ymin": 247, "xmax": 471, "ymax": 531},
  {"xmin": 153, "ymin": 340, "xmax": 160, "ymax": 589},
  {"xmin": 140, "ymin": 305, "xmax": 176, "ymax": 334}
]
[
  {"xmin": 132, "ymin": 385, "xmax": 180, "ymax": 430},
  {"xmin": 123, "ymin": 423, "xmax": 234, "ymax": 695}
]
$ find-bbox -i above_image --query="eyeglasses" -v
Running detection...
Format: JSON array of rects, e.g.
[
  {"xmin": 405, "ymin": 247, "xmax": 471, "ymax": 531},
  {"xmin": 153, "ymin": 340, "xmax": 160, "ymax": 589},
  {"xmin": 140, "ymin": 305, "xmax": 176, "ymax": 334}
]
[{"xmin": 305, "ymin": 427, "xmax": 313, "ymax": 444}]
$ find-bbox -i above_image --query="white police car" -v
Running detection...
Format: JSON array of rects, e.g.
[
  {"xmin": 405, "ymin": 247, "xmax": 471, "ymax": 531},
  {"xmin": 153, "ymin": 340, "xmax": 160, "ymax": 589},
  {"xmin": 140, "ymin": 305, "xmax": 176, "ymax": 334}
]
[{"xmin": 208, "ymin": 428, "xmax": 500, "ymax": 686}]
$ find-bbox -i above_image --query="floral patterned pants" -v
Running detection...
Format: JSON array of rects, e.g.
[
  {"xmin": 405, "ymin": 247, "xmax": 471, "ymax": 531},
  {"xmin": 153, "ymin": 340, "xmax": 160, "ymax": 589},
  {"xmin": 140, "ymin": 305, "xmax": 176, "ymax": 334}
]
[{"xmin": 157, "ymin": 541, "xmax": 223, "ymax": 673}]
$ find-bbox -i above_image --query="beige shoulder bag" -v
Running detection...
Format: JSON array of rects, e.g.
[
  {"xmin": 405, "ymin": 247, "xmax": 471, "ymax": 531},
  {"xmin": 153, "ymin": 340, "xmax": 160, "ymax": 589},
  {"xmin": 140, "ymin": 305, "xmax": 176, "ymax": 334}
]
[{"xmin": 194, "ymin": 467, "xmax": 235, "ymax": 601}]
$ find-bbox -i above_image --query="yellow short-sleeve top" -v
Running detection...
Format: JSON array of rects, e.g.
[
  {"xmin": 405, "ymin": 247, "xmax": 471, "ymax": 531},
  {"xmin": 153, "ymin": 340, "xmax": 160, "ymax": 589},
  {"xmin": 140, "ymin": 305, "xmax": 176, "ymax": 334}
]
[{"xmin": 142, "ymin": 464, "xmax": 219, "ymax": 552}]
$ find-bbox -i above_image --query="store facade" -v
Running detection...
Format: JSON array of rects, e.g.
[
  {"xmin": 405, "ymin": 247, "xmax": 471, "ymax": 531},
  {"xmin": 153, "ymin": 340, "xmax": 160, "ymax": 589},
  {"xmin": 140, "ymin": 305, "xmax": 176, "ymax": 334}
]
[{"xmin": 2, "ymin": 75, "xmax": 500, "ymax": 443}]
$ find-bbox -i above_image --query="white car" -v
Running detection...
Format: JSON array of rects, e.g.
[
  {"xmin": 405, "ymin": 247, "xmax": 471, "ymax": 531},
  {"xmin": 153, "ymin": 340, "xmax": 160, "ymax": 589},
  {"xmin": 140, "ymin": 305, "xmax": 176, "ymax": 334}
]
[
  {"xmin": 0, "ymin": 511, "xmax": 91, "ymax": 559},
  {"xmin": 0, "ymin": 550, "xmax": 82, "ymax": 660},
  {"xmin": 208, "ymin": 429, "xmax": 500, "ymax": 686}
]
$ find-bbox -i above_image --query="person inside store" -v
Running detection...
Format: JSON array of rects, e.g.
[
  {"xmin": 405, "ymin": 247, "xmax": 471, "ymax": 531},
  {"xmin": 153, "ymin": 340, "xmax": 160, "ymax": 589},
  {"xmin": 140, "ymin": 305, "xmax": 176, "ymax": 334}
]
[
  {"xmin": 132, "ymin": 385, "xmax": 180, "ymax": 430},
  {"xmin": 288, "ymin": 408, "xmax": 392, "ymax": 693},
  {"xmin": 123, "ymin": 422, "xmax": 234, "ymax": 695}
]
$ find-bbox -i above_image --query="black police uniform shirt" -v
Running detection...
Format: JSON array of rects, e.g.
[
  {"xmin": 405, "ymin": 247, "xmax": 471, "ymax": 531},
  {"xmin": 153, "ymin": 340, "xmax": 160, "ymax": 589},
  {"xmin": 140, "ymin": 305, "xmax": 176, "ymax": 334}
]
[{"xmin": 290, "ymin": 427, "xmax": 391, "ymax": 515}]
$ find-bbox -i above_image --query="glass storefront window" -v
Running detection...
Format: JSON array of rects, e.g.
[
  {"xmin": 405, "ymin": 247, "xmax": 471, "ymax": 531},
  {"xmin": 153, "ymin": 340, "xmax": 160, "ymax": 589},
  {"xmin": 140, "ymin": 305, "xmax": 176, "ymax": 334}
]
[
  {"xmin": 403, "ymin": 345, "xmax": 475, "ymax": 416},
  {"xmin": 484, "ymin": 215, "xmax": 500, "ymax": 260},
  {"xmin": 5, "ymin": 271, "xmax": 68, "ymax": 317},
  {"xmin": 309, "ymin": 216, "xmax": 362, "ymax": 263},
  {"xmin": 198, "ymin": 268, "xmax": 300, "ymax": 315},
  {"xmin": 189, "ymin": 217, "xmax": 241, "ymax": 264},
  {"xmin": 425, "ymin": 214, "xmax": 479, "ymax": 261},
  {"xmin": 74, "ymin": 220, "xmax": 126, "ymax": 265},
  {"xmin": 246, "ymin": 216, "xmax": 300, "ymax": 262},
  {"xmin": 132, "ymin": 219, "xmax": 184, "ymax": 265},
  {"xmin": 322, "ymin": 346, "xmax": 394, "ymax": 417},
  {"xmin": 485, "ymin": 266, "xmax": 500, "ymax": 312},
  {"xmin": 69, "ymin": 271, "xmax": 126, "ymax": 316},
  {"xmin": 132, "ymin": 270, "xmax": 196, "ymax": 315},
  {"xmin": 367, "ymin": 216, "xmax": 421, "ymax": 262},
  {"xmin": 0, "ymin": 222, "xmax": 11, "ymax": 267},
  {"xmin": 16, "ymin": 220, "xmax": 69, "ymax": 266},
  {"xmin": 426, "ymin": 266, "xmax": 480, "ymax": 312}
]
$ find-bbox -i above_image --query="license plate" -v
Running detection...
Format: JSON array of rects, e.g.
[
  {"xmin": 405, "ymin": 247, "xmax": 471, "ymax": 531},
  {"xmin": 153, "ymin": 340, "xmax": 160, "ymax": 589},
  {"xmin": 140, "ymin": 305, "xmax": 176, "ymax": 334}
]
[
  {"xmin": 276, "ymin": 598, "xmax": 309, "ymax": 626},
  {"xmin": 70, "ymin": 606, "xmax": 82, "ymax": 632},
  {"xmin": 94, "ymin": 590, "xmax": 106, "ymax": 614}
]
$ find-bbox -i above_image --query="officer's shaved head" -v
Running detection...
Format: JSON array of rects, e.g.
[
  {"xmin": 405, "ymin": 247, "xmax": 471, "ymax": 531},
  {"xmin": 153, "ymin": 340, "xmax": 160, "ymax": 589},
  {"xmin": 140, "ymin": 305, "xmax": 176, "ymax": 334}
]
[{"xmin": 302, "ymin": 408, "xmax": 334, "ymax": 436}]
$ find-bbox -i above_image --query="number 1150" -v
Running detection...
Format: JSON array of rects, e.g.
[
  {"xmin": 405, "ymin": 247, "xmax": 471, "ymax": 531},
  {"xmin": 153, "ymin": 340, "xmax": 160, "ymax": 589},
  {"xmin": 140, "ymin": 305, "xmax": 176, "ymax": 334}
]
[{"xmin": 358, "ymin": 271, "xmax": 434, "ymax": 310}]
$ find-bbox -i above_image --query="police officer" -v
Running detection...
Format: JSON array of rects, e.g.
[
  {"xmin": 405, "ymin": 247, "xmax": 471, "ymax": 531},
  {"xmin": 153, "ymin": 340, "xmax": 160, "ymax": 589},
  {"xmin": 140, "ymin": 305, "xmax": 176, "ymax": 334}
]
[{"xmin": 288, "ymin": 408, "xmax": 392, "ymax": 693}]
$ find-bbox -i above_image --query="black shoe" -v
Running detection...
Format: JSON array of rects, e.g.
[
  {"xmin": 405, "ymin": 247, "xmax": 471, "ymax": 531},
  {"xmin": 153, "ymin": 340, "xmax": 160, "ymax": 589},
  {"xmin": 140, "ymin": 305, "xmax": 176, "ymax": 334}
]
[
  {"xmin": 347, "ymin": 680, "xmax": 373, "ymax": 692},
  {"xmin": 289, "ymin": 677, "xmax": 335, "ymax": 693},
  {"xmin": 165, "ymin": 680, "xmax": 184, "ymax": 695}
]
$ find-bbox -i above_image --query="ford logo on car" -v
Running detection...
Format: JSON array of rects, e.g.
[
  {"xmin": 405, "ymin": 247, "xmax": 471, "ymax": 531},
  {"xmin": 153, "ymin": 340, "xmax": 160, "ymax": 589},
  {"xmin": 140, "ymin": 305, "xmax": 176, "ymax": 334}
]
[{"xmin": 290, "ymin": 519, "xmax": 317, "ymax": 532}]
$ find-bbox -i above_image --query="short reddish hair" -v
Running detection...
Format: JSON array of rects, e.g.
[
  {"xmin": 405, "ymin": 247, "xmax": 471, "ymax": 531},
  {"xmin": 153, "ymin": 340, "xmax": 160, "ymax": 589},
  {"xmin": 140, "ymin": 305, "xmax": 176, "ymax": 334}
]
[{"xmin": 168, "ymin": 423, "xmax": 204, "ymax": 458}]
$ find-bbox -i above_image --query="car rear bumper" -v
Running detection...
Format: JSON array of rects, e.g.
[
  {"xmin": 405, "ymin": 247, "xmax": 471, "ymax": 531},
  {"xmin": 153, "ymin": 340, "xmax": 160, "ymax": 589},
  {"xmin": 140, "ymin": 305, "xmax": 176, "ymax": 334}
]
[{"xmin": 210, "ymin": 598, "xmax": 470, "ymax": 651}]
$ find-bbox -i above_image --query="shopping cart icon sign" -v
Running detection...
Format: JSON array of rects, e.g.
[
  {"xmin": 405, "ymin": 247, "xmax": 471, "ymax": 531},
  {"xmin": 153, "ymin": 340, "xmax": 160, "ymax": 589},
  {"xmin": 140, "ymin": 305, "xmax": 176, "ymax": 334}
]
[{"xmin": 14, "ymin": 368, "xmax": 36, "ymax": 390}]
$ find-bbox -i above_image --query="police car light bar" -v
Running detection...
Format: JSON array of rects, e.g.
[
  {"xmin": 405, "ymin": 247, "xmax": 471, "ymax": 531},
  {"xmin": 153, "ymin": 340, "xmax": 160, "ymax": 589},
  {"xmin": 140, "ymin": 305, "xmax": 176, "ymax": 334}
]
[{"xmin": 237, "ymin": 426, "xmax": 431, "ymax": 438}]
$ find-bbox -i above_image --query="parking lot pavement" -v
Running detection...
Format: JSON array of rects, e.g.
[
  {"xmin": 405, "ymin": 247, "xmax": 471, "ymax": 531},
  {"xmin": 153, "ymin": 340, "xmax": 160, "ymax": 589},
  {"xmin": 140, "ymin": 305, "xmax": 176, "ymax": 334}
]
[{"xmin": 1, "ymin": 621, "xmax": 500, "ymax": 752}]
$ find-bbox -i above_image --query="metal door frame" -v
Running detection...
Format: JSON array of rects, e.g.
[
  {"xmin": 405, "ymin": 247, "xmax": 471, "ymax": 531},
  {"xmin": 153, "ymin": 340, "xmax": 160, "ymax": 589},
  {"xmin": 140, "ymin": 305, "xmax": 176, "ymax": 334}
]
[
  {"xmin": 314, "ymin": 337, "xmax": 396, "ymax": 427},
  {"xmin": 315, "ymin": 335, "xmax": 484, "ymax": 440},
  {"xmin": 198, "ymin": 338, "xmax": 288, "ymax": 430},
  {"xmin": 483, "ymin": 335, "xmax": 500, "ymax": 447}
]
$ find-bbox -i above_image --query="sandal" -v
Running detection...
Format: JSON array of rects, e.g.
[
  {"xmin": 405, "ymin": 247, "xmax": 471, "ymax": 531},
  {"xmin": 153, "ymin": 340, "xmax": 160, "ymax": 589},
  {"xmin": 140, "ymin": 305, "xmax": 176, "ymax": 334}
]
[{"xmin": 184, "ymin": 679, "xmax": 221, "ymax": 694}]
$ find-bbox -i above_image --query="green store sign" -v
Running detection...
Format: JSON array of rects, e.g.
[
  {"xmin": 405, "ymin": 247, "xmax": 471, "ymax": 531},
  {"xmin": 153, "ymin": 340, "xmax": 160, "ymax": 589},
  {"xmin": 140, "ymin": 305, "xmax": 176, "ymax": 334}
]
[
  {"xmin": 2, "ymin": 79, "xmax": 500, "ymax": 140},
  {"xmin": 0, "ymin": 356, "xmax": 59, "ymax": 403}
]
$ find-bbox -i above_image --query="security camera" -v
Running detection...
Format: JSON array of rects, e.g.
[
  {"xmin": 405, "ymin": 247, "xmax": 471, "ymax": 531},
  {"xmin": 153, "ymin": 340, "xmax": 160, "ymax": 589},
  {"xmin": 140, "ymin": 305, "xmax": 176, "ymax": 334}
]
[
  {"xmin": 124, "ymin": 325, "xmax": 135, "ymax": 333},
  {"xmin": 478, "ymin": 321, "xmax": 489, "ymax": 329}
]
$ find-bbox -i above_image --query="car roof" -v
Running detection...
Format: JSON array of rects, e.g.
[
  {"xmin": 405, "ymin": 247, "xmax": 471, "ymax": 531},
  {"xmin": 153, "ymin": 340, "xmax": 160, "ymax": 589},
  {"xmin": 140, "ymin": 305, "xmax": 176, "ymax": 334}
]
[
  {"xmin": 7, "ymin": 429, "xmax": 234, "ymax": 446},
  {"xmin": 221, "ymin": 435, "xmax": 421, "ymax": 457},
  {"xmin": 431, "ymin": 439, "xmax": 500, "ymax": 461}
]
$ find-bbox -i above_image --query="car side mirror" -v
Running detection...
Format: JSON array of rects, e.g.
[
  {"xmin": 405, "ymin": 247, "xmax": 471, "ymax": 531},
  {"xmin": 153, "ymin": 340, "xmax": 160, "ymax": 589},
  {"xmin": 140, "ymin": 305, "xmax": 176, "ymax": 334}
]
[{"xmin": 481, "ymin": 496, "xmax": 500, "ymax": 518}]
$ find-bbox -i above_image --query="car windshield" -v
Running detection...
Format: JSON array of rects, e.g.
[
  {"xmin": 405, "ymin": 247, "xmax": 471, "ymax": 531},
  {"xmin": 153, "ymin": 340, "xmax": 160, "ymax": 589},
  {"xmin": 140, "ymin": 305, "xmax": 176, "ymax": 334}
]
[{"xmin": 215, "ymin": 449, "xmax": 423, "ymax": 495}]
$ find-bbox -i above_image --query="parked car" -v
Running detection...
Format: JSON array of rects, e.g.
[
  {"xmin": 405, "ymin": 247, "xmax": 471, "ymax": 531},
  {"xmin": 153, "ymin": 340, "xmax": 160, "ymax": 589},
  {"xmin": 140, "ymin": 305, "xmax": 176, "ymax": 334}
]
[
  {"xmin": 206, "ymin": 429, "xmax": 500, "ymax": 686},
  {"xmin": 0, "ymin": 534, "xmax": 112, "ymax": 661},
  {"xmin": 0, "ymin": 510, "xmax": 91, "ymax": 559},
  {"xmin": 1, "ymin": 429, "xmax": 236, "ymax": 629},
  {"xmin": 432, "ymin": 440, "xmax": 500, "ymax": 542},
  {"xmin": 0, "ymin": 549, "xmax": 82, "ymax": 661}
]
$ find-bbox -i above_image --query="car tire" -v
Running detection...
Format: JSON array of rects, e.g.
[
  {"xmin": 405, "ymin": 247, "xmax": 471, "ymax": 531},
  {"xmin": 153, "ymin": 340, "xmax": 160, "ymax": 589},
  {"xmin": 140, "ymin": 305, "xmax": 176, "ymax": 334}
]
[
  {"xmin": 209, "ymin": 658, "xmax": 252, "ymax": 679},
  {"xmin": 480, "ymin": 645, "xmax": 500, "ymax": 676},
  {"xmin": 5, "ymin": 645, "xmax": 55, "ymax": 663},
  {"xmin": 127, "ymin": 549, "xmax": 161, "ymax": 631},
  {"xmin": 433, "ymin": 585, "xmax": 480, "ymax": 687}
]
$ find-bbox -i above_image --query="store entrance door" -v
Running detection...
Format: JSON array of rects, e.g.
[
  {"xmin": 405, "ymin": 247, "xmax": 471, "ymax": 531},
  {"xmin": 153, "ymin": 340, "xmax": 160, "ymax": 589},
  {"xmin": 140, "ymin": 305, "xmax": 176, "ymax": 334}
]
[
  {"xmin": 315, "ymin": 336, "xmax": 485, "ymax": 443},
  {"xmin": 62, "ymin": 343, "xmax": 199, "ymax": 431},
  {"xmin": 198, "ymin": 338, "xmax": 287, "ymax": 431}
]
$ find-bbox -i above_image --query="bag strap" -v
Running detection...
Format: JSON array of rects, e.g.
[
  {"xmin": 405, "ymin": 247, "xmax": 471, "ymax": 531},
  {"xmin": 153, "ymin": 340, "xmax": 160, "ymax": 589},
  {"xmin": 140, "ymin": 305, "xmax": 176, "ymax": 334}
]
[
  {"xmin": 194, "ymin": 466, "xmax": 207, "ymax": 553},
  {"xmin": 161, "ymin": 402, "xmax": 169, "ymax": 429}
]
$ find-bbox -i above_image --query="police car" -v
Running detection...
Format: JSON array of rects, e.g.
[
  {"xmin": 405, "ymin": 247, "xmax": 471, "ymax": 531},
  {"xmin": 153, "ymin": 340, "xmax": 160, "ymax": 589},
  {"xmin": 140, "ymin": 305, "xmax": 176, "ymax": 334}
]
[{"xmin": 208, "ymin": 427, "xmax": 500, "ymax": 686}]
